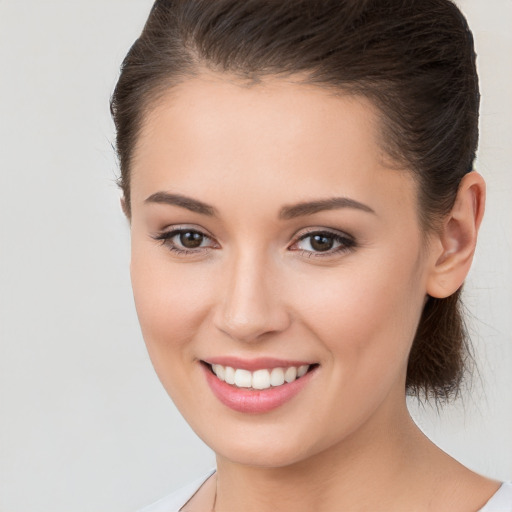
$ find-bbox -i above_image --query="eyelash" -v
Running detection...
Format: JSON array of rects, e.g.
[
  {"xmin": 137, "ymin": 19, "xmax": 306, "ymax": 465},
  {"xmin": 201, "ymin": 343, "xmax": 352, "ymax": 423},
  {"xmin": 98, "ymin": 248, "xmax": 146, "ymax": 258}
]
[
  {"xmin": 292, "ymin": 230, "xmax": 356, "ymax": 258},
  {"xmin": 152, "ymin": 228, "xmax": 356, "ymax": 258},
  {"xmin": 152, "ymin": 228, "xmax": 217, "ymax": 256}
]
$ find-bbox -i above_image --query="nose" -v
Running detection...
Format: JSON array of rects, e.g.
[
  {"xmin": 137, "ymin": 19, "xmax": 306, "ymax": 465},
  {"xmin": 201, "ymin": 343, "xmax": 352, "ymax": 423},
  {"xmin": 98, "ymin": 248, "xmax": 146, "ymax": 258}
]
[{"xmin": 213, "ymin": 250, "xmax": 291, "ymax": 343}]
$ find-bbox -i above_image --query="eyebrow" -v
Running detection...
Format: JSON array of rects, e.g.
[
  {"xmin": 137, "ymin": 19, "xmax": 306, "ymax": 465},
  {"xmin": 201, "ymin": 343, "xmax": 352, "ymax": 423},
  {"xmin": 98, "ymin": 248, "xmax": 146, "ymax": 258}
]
[
  {"xmin": 145, "ymin": 192, "xmax": 375, "ymax": 219},
  {"xmin": 145, "ymin": 192, "xmax": 218, "ymax": 216},
  {"xmin": 279, "ymin": 197, "xmax": 375, "ymax": 219}
]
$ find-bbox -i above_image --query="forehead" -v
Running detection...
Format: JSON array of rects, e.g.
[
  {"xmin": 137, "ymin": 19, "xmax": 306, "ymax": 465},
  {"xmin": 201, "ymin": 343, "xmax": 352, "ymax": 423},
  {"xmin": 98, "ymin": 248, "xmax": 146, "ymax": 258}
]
[
  {"xmin": 130, "ymin": 74, "xmax": 416, "ymax": 218},
  {"xmin": 135, "ymin": 73, "xmax": 384, "ymax": 165}
]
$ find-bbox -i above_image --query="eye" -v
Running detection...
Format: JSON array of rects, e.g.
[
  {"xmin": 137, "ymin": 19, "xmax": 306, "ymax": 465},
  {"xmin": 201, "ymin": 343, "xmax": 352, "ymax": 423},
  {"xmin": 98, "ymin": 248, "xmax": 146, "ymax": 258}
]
[
  {"xmin": 290, "ymin": 230, "xmax": 356, "ymax": 256},
  {"xmin": 152, "ymin": 227, "xmax": 218, "ymax": 255}
]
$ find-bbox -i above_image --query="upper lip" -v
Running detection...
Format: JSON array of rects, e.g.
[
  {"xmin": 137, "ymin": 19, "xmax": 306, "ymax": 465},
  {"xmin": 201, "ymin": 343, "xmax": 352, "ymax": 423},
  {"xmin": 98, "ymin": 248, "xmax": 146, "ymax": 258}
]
[{"xmin": 202, "ymin": 356, "xmax": 316, "ymax": 371}]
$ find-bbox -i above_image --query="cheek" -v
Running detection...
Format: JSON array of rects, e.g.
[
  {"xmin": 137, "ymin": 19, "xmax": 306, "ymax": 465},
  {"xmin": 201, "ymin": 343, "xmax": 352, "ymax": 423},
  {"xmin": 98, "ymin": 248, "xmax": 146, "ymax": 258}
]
[
  {"xmin": 277, "ymin": 254, "xmax": 427, "ymax": 447},
  {"xmin": 291, "ymin": 250, "xmax": 426, "ymax": 382},
  {"xmin": 129, "ymin": 243, "xmax": 213, "ymax": 367}
]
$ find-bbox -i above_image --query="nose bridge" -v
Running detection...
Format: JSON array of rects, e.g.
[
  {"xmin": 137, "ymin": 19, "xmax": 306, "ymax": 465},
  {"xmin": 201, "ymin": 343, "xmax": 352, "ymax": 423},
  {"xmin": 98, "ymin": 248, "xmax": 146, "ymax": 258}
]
[{"xmin": 214, "ymin": 244, "xmax": 289, "ymax": 342}]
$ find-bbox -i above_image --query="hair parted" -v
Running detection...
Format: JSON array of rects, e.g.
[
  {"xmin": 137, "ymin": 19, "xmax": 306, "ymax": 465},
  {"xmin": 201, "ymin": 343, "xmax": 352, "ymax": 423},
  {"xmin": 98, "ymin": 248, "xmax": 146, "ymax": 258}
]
[{"xmin": 111, "ymin": 0, "xmax": 480, "ymax": 401}]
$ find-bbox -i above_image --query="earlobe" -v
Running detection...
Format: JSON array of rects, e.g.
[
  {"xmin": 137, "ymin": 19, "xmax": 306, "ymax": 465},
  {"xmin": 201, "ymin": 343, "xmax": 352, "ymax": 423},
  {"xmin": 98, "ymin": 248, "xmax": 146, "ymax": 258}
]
[{"xmin": 426, "ymin": 171, "xmax": 486, "ymax": 299}]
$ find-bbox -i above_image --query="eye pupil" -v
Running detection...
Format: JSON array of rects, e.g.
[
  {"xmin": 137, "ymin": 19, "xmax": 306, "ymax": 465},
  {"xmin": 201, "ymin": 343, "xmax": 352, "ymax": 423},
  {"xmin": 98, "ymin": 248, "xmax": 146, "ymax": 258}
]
[
  {"xmin": 180, "ymin": 231, "xmax": 204, "ymax": 248},
  {"xmin": 311, "ymin": 234, "xmax": 334, "ymax": 252}
]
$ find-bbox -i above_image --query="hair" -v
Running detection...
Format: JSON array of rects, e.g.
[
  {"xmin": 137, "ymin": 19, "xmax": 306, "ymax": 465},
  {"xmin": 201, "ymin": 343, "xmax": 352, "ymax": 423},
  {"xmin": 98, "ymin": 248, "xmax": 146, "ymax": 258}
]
[{"xmin": 111, "ymin": 0, "xmax": 480, "ymax": 401}]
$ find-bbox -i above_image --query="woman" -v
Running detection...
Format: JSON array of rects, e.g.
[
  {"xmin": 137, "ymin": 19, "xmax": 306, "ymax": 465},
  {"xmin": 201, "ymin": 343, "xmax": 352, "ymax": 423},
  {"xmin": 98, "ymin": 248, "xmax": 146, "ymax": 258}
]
[{"xmin": 110, "ymin": 0, "xmax": 512, "ymax": 510}]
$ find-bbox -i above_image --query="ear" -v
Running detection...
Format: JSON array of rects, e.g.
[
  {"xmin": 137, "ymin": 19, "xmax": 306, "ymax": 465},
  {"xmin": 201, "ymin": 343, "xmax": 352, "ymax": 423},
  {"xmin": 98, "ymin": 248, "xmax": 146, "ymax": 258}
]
[{"xmin": 426, "ymin": 171, "xmax": 486, "ymax": 299}]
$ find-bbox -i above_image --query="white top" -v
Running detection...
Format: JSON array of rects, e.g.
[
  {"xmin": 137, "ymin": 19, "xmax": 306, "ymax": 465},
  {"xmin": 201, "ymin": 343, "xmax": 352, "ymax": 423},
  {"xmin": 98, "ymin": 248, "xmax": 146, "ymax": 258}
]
[
  {"xmin": 138, "ymin": 471, "xmax": 215, "ymax": 512},
  {"xmin": 479, "ymin": 483, "xmax": 512, "ymax": 512},
  {"xmin": 139, "ymin": 473, "xmax": 512, "ymax": 512}
]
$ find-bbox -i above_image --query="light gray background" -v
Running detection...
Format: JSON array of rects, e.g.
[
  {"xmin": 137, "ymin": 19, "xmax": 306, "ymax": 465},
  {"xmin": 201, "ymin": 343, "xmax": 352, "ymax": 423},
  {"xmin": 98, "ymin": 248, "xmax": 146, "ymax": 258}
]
[{"xmin": 0, "ymin": 1, "xmax": 510, "ymax": 511}]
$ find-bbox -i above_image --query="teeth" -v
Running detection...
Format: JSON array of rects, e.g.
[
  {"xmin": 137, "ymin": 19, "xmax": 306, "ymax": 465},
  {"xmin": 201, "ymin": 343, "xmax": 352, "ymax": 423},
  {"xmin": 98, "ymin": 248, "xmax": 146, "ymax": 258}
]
[
  {"xmin": 210, "ymin": 363, "xmax": 311, "ymax": 389},
  {"xmin": 284, "ymin": 366, "xmax": 297, "ymax": 383},
  {"xmin": 212, "ymin": 364, "xmax": 225, "ymax": 381},
  {"xmin": 297, "ymin": 365, "xmax": 308, "ymax": 377},
  {"xmin": 252, "ymin": 369, "xmax": 271, "ymax": 390},
  {"xmin": 270, "ymin": 367, "xmax": 285, "ymax": 387},
  {"xmin": 225, "ymin": 366, "xmax": 236, "ymax": 385},
  {"xmin": 234, "ymin": 369, "xmax": 252, "ymax": 388}
]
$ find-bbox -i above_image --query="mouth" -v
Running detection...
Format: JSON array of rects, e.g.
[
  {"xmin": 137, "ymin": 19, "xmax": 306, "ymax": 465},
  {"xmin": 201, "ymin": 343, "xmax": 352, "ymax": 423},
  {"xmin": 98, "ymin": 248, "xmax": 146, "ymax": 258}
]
[
  {"xmin": 200, "ymin": 359, "xmax": 319, "ymax": 413},
  {"xmin": 201, "ymin": 361, "xmax": 318, "ymax": 390}
]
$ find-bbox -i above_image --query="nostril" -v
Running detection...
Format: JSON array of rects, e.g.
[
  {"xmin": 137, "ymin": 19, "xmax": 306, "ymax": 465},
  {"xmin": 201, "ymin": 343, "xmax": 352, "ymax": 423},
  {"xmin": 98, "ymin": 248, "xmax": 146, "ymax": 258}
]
[
  {"xmin": 214, "ymin": 310, "xmax": 293, "ymax": 343},
  {"xmin": 212, "ymin": 271, "xmax": 292, "ymax": 342}
]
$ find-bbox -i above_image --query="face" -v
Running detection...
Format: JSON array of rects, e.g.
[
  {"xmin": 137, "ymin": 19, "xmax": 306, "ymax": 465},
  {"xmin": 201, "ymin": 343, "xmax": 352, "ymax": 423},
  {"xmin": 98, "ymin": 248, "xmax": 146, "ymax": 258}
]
[{"xmin": 129, "ymin": 74, "xmax": 434, "ymax": 468}]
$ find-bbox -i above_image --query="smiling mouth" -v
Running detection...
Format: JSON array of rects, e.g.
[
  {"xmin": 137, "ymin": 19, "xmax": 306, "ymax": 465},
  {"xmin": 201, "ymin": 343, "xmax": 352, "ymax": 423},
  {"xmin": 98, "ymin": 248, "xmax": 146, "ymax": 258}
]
[{"xmin": 202, "ymin": 362, "xmax": 318, "ymax": 390}]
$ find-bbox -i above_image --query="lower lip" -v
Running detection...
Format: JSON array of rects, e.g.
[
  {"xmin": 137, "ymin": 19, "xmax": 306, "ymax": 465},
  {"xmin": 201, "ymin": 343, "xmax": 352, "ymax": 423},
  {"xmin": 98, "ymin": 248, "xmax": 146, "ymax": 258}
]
[{"xmin": 201, "ymin": 364, "xmax": 316, "ymax": 414}]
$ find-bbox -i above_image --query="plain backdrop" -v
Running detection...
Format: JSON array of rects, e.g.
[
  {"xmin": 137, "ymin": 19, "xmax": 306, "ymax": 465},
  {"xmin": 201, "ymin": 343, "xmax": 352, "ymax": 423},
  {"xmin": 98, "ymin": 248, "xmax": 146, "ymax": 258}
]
[{"xmin": 0, "ymin": 1, "xmax": 510, "ymax": 511}]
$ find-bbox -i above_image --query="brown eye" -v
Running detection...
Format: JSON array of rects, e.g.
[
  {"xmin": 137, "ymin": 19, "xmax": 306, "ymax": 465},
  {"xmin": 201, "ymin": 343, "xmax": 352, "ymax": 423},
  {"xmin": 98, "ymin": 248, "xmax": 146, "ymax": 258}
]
[
  {"xmin": 152, "ymin": 228, "xmax": 216, "ymax": 255},
  {"xmin": 310, "ymin": 234, "xmax": 334, "ymax": 252},
  {"xmin": 293, "ymin": 230, "xmax": 356, "ymax": 256},
  {"xmin": 180, "ymin": 231, "xmax": 204, "ymax": 249}
]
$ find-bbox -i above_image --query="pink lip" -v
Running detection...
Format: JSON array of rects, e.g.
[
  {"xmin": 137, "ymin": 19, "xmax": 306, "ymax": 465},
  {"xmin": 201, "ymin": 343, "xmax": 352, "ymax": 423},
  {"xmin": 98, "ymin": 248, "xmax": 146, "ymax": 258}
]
[
  {"xmin": 200, "ymin": 362, "xmax": 317, "ymax": 414},
  {"xmin": 204, "ymin": 356, "xmax": 314, "ymax": 371}
]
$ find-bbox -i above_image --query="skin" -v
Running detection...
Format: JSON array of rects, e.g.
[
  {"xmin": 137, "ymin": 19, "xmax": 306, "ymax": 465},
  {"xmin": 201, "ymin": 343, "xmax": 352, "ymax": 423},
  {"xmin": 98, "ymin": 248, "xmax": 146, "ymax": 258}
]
[{"xmin": 127, "ymin": 73, "xmax": 496, "ymax": 511}]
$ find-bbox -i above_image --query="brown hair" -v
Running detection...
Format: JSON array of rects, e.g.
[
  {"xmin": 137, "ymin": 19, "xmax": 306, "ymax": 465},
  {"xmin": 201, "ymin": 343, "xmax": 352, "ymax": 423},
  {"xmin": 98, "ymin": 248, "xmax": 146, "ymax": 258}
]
[{"xmin": 111, "ymin": 0, "xmax": 480, "ymax": 401}]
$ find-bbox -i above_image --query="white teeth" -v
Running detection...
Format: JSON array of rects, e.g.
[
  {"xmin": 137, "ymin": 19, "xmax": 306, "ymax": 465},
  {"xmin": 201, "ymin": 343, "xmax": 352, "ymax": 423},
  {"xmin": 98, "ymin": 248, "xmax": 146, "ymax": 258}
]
[
  {"xmin": 225, "ymin": 366, "xmax": 236, "ymax": 385},
  {"xmin": 284, "ymin": 366, "xmax": 297, "ymax": 383},
  {"xmin": 270, "ymin": 367, "xmax": 285, "ymax": 387},
  {"xmin": 210, "ymin": 363, "xmax": 311, "ymax": 389},
  {"xmin": 297, "ymin": 365, "xmax": 308, "ymax": 378},
  {"xmin": 252, "ymin": 369, "xmax": 271, "ymax": 390},
  {"xmin": 212, "ymin": 364, "xmax": 225, "ymax": 381},
  {"xmin": 234, "ymin": 369, "xmax": 252, "ymax": 388}
]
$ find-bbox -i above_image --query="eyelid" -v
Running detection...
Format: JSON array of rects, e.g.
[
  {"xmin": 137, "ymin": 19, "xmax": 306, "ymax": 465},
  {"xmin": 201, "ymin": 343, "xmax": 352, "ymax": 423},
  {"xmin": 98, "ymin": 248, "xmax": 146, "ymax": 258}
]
[
  {"xmin": 152, "ymin": 224, "xmax": 215, "ymax": 240},
  {"xmin": 288, "ymin": 227, "xmax": 357, "ymax": 256},
  {"xmin": 151, "ymin": 225, "xmax": 355, "ymax": 257},
  {"xmin": 292, "ymin": 227, "xmax": 355, "ymax": 243},
  {"xmin": 293, "ymin": 227, "xmax": 356, "ymax": 245},
  {"xmin": 151, "ymin": 225, "xmax": 220, "ymax": 254}
]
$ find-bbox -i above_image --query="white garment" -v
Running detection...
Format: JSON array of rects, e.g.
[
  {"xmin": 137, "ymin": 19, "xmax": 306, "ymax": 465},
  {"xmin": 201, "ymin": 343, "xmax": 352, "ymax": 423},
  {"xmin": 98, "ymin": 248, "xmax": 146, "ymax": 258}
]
[
  {"xmin": 479, "ymin": 482, "xmax": 512, "ymax": 512},
  {"xmin": 138, "ymin": 473, "xmax": 512, "ymax": 512},
  {"xmin": 138, "ymin": 471, "xmax": 215, "ymax": 512}
]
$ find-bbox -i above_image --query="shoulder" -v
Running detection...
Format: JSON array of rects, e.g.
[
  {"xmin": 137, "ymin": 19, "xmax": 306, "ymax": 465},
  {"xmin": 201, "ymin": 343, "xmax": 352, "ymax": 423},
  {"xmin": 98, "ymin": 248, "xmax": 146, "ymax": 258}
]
[
  {"xmin": 138, "ymin": 470, "xmax": 216, "ymax": 512},
  {"xmin": 479, "ymin": 482, "xmax": 512, "ymax": 512}
]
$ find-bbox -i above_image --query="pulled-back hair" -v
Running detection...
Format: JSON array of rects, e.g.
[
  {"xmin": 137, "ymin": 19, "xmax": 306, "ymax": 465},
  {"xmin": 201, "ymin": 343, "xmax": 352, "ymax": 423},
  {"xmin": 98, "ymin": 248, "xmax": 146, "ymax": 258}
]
[{"xmin": 111, "ymin": 0, "xmax": 480, "ymax": 401}]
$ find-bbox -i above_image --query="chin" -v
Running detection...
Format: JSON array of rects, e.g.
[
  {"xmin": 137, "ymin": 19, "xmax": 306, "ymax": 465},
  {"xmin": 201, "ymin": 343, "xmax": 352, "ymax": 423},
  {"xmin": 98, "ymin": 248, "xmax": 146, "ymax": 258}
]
[
  {"xmin": 192, "ymin": 417, "xmax": 330, "ymax": 469},
  {"xmin": 216, "ymin": 441, "xmax": 313, "ymax": 469}
]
